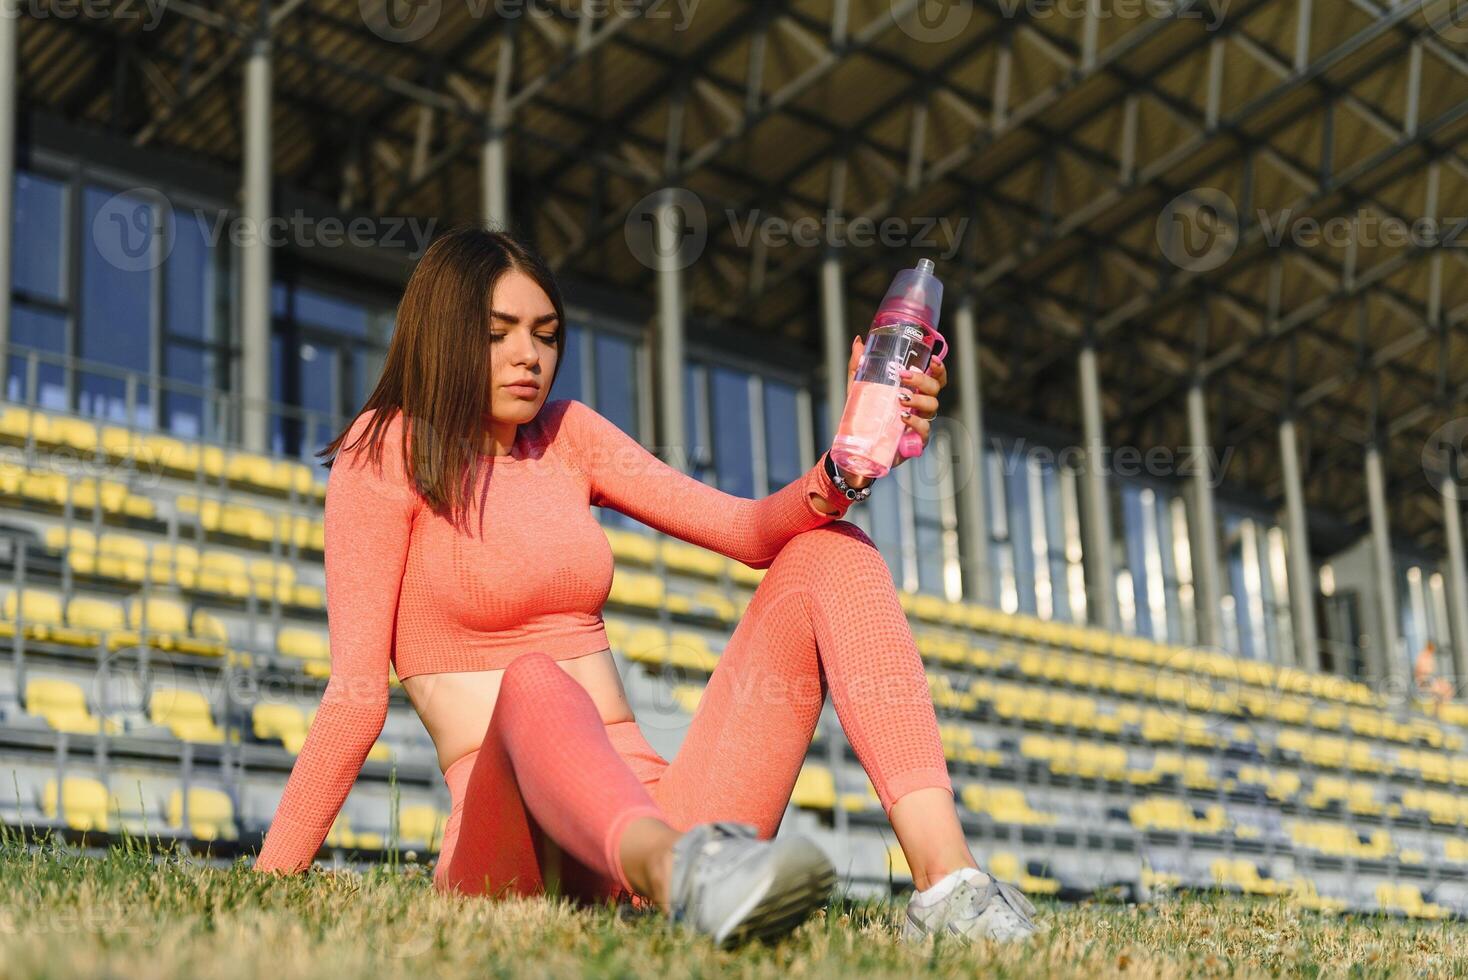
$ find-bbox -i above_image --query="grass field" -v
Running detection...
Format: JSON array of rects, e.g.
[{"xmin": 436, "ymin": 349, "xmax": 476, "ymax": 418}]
[{"xmin": 1, "ymin": 837, "xmax": 1465, "ymax": 979}]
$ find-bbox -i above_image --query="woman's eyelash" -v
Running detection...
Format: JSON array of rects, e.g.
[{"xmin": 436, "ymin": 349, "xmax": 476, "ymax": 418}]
[{"xmin": 489, "ymin": 334, "xmax": 558, "ymax": 343}]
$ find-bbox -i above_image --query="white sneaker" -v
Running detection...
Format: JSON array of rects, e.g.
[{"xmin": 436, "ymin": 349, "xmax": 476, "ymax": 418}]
[
  {"xmin": 667, "ymin": 821, "xmax": 837, "ymax": 949},
  {"xmin": 902, "ymin": 870, "xmax": 1041, "ymax": 944}
]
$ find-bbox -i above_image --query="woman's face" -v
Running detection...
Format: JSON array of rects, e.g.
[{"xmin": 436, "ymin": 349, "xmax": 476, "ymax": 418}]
[{"xmin": 486, "ymin": 268, "xmax": 559, "ymax": 425}]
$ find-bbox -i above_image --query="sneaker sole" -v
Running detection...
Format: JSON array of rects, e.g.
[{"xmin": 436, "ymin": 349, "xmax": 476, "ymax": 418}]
[{"xmin": 710, "ymin": 836, "xmax": 837, "ymax": 949}]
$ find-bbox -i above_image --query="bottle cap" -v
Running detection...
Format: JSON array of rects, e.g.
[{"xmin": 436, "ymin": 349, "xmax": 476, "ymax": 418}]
[{"xmin": 876, "ymin": 259, "xmax": 944, "ymax": 333}]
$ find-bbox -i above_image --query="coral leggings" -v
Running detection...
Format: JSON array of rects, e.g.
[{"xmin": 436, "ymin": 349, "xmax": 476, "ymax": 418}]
[{"xmin": 432, "ymin": 520, "xmax": 953, "ymax": 902}]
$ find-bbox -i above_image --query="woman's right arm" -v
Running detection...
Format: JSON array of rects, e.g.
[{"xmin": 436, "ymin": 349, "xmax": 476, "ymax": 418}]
[{"xmin": 253, "ymin": 410, "xmax": 419, "ymax": 873}]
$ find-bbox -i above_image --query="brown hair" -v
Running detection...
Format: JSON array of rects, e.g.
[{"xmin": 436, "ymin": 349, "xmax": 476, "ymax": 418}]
[{"xmin": 316, "ymin": 224, "xmax": 566, "ymax": 528}]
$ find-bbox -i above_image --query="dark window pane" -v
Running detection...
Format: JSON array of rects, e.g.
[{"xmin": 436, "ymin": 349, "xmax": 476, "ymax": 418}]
[
  {"xmin": 551, "ymin": 323, "xmax": 583, "ymax": 404},
  {"xmin": 764, "ymin": 380, "xmax": 801, "ymax": 490},
  {"xmin": 1122, "ymin": 484, "xmax": 1153, "ymax": 638},
  {"xmin": 916, "ymin": 512, "xmax": 944, "ymax": 594},
  {"xmin": 6, "ymin": 304, "xmax": 67, "ymax": 408},
  {"xmin": 684, "ymin": 362, "xmax": 712, "ymax": 482},
  {"xmin": 298, "ymin": 340, "xmax": 338, "ymax": 459},
  {"xmin": 594, "ymin": 332, "xmax": 638, "ymax": 434},
  {"xmin": 592, "ymin": 331, "xmax": 640, "ymax": 530},
  {"xmin": 270, "ymin": 332, "xmax": 286, "ymax": 455},
  {"xmin": 80, "ymin": 186, "xmax": 157, "ymax": 426},
  {"xmin": 13, "ymin": 171, "xmax": 66, "ymax": 302},
  {"xmin": 163, "ymin": 344, "xmax": 205, "ymax": 438},
  {"xmin": 166, "ymin": 210, "xmax": 217, "ymax": 341},
  {"xmin": 868, "ymin": 483, "xmax": 904, "ymax": 582},
  {"xmin": 295, "ymin": 286, "xmax": 368, "ymax": 337},
  {"xmin": 711, "ymin": 366, "xmax": 753, "ymax": 498},
  {"xmin": 1006, "ymin": 451, "xmax": 1036, "ymax": 614}
]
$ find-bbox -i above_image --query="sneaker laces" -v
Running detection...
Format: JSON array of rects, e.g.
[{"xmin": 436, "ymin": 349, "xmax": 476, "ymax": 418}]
[
  {"xmin": 982, "ymin": 877, "xmax": 1038, "ymax": 922},
  {"xmin": 669, "ymin": 822, "xmax": 761, "ymax": 926}
]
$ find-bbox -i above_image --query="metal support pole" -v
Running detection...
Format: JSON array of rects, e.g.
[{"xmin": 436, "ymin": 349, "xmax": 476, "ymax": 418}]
[
  {"xmin": 1279, "ymin": 414, "xmax": 1321, "ymax": 671},
  {"xmin": 953, "ymin": 294, "xmax": 991, "ymax": 606},
  {"xmin": 820, "ymin": 249, "xmax": 847, "ymax": 445},
  {"xmin": 482, "ymin": 126, "xmax": 508, "ymax": 229},
  {"xmin": 1440, "ymin": 450, "xmax": 1468, "ymax": 685},
  {"xmin": 1365, "ymin": 439, "xmax": 1404, "ymax": 697},
  {"xmin": 0, "ymin": 7, "xmax": 15, "ymax": 366},
  {"xmin": 1078, "ymin": 339, "xmax": 1116, "ymax": 630},
  {"xmin": 240, "ymin": 28, "xmax": 273, "ymax": 452},
  {"xmin": 1187, "ymin": 380, "xmax": 1223, "ymax": 648},
  {"xmin": 653, "ymin": 190, "xmax": 686, "ymax": 470},
  {"xmin": 482, "ymin": 25, "xmax": 514, "ymax": 229}
]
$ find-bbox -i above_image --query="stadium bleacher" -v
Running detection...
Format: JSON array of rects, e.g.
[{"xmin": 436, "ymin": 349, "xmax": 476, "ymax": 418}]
[{"xmin": 1, "ymin": 403, "xmax": 1466, "ymax": 920}]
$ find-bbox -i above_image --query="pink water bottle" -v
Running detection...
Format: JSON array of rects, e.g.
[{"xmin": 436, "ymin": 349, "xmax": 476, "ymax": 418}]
[{"xmin": 830, "ymin": 258, "xmax": 947, "ymax": 480}]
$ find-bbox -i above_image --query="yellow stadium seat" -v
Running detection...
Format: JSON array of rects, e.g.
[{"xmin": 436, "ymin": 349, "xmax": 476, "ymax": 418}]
[
  {"xmin": 1288, "ymin": 876, "xmax": 1347, "ymax": 914},
  {"xmin": 0, "ymin": 404, "xmax": 35, "ymax": 441},
  {"xmin": 886, "ymin": 842, "xmax": 911, "ymax": 881},
  {"xmin": 277, "ymin": 626, "xmax": 329, "ymax": 664},
  {"xmin": 42, "ymin": 776, "xmax": 110, "ymax": 832},
  {"xmin": 253, "ymin": 703, "xmax": 309, "ymax": 753},
  {"xmin": 125, "ymin": 596, "xmax": 227, "ymax": 656},
  {"xmin": 670, "ymin": 684, "xmax": 703, "ymax": 714},
  {"xmin": 1211, "ymin": 858, "xmax": 1286, "ymax": 896},
  {"xmin": 666, "ymin": 630, "xmax": 719, "ymax": 673},
  {"xmin": 791, "ymin": 764, "xmax": 836, "ymax": 811},
  {"xmin": 168, "ymin": 786, "xmax": 237, "ymax": 841},
  {"xmin": 839, "ymin": 779, "xmax": 881, "ymax": 813},
  {"xmin": 397, "ymin": 805, "xmax": 447, "ymax": 852},
  {"xmin": 604, "ymin": 527, "xmax": 657, "ymax": 565},
  {"xmin": 1376, "ymin": 882, "xmax": 1449, "ymax": 920},
  {"xmin": 990, "ymin": 850, "xmax": 1061, "ymax": 895},
  {"xmin": 197, "ymin": 550, "xmax": 250, "ymax": 598},
  {"xmin": 961, "ymin": 784, "xmax": 1056, "ymax": 826},
  {"xmin": 25, "ymin": 677, "xmax": 120, "ymax": 735},
  {"xmin": 602, "ymin": 616, "xmax": 632, "ymax": 650},
  {"xmin": 1, "ymin": 589, "xmax": 103, "ymax": 647},
  {"xmin": 64, "ymin": 595, "xmax": 141, "ymax": 649},
  {"xmin": 660, "ymin": 538, "xmax": 725, "ymax": 578},
  {"xmin": 620, "ymin": 625, "xmax": 669, "ymax": 666},
  {"xmin": 149, "ymin": 688, "xmax": 225, "ymax": 744},
  {"xmin": 326, "ymin": 814, "xmax": 354, "ymax": 849},
  {"xmin": 608, "ymin": 571, "xmax": 664, "ymax": 610},
  {"xmin": 727, "ymin": 558, "xmax": 765, "ymax": 586}
]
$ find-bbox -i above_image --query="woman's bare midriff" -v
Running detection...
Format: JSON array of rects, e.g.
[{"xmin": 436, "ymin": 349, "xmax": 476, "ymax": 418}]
[{"xmin": 400, "ymin": 647, "xmax": 633, "ymax": 772}]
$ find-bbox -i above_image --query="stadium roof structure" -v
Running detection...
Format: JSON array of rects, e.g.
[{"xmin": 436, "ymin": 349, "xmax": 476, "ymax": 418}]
[{"xmin": 14, "ymin": 0, "xmax": 1468, "ymax": 554}]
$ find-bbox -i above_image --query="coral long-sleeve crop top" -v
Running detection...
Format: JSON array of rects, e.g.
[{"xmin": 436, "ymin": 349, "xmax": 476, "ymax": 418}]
[{"xmin": 253, "ymin": 397, "xmax": 857, "ymax": 872}]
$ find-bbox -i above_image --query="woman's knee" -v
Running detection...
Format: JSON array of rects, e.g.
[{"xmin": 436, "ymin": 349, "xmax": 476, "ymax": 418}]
[
  {"xmin": 773, "ymin": 520, "xmax": 884, "ymax": 578},
  {"xmin": 500, "ymin": 651, "xmax": 562, "ymax": 702}
]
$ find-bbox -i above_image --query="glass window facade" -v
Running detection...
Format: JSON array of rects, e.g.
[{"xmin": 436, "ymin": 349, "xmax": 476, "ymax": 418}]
[
  {"xmin": 981, "ymin": 442, "xmax": 1087, "ymax": 618},
  {"xmin": 8, "ymin": 168, "xmax": 236, "ymax": 439},
  {"xmin": 269, "ymin": 280, "xmax": 395, "ymax": 459}
]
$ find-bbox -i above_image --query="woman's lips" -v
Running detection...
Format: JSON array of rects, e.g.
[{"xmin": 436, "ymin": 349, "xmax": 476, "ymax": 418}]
[{"xmin": 504, "ymin": 384, "xmax": 539, "ymax": 398}]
